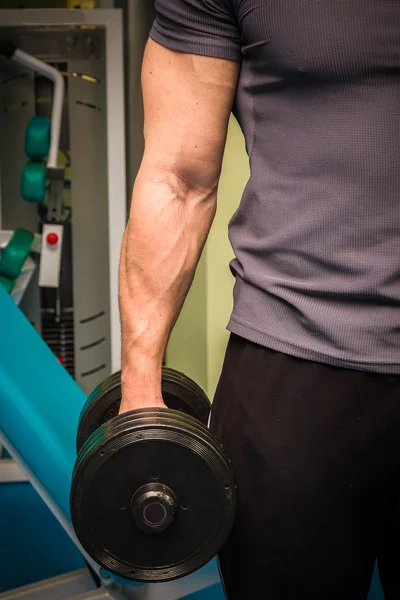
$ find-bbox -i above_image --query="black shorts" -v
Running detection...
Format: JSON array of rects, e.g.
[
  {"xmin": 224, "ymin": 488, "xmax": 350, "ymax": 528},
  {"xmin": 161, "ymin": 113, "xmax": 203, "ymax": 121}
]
[{"xmin": 210, "ymin": 334, "xmax": 400, "ymax": 600}]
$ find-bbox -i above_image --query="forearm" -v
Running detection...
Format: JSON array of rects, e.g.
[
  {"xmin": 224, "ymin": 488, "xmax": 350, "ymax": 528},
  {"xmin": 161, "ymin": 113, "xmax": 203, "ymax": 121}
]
[{"xmin": 119, "ymin": 164, "xmax": 217, "ymax": 410}]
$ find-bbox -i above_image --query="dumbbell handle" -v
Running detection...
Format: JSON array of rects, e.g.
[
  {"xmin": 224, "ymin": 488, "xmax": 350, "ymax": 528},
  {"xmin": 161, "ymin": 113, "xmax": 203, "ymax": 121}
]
[{"xmin": 131, "ymin": 483, "xmax": 177, "ymax": 534}]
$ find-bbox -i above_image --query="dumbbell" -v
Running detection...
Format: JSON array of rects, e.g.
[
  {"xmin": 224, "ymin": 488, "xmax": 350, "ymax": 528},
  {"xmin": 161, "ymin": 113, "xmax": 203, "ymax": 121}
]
[{"xmin": 70, "ymin": 368, "xmax": 236, "ymax": 583}]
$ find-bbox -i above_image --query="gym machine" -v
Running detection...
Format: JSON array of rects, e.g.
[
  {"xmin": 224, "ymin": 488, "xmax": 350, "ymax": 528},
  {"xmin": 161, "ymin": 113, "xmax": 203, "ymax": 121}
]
[
  {"xmin": 0, "ymin": 7, "xmax": 127, "ymax": 561},
  {"xmin": 0, "ymin": 9, "xmax": 126, "ymax": 396}
]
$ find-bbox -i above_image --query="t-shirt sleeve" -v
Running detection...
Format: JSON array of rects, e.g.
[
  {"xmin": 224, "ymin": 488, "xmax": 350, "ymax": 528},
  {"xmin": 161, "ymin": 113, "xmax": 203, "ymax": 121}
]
[{"xmin": 150, "ymin": 0, "xmax": 242, "ymax": 62}]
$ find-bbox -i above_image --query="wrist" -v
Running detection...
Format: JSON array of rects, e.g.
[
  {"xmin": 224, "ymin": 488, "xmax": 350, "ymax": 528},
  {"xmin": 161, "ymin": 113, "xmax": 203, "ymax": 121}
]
[{"xmin": 120, "ymin": 356, "xmax": 165, "ymax": 412}]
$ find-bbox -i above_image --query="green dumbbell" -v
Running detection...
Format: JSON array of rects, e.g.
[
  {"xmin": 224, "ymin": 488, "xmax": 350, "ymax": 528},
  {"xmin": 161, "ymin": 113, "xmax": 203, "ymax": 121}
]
[
  {"xmin": 25, "ymin": 117, "xmax": 51, "ymax": 159},
  {"xmin": 21, "ymin": 162, "xmax": 46, "ymax": 203}
]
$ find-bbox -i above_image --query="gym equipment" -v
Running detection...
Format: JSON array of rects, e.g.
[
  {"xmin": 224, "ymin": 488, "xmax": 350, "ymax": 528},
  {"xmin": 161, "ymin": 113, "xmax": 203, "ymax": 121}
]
[
  {"xmin": 76, "ymin": 367, "xmax": 212, "ymax": 452},
  {"xmin": 0, "ymin": 16, "xmax": 126, "ymax": 395},
  {"xmin": 0, "ymin": 229, "xmax": 42, "ymax": 302},
  {"xmin": 0, "ymin": 228, "xmax": 34, "ymax": 281},
  {"xmin": 25, "ymin": 116, "xmax": 51, "ymax": 159},
  {"xmin": 20, "ymin": 162, "xmax": 46, "ymax": 203},
  {"xmin": 70, "ymin": 370, "xmax": 236, "ymax": 583},
  {"xmin": 0, "ymin": 40, "xmax": 64, "ymax": 172},
  {"xmin": 0, "ymin": 283, "xmax": 87, "ymax": 549},
  {"xmin": 0, "ymin": 274, "xmax": 14, "ymax": 294}
]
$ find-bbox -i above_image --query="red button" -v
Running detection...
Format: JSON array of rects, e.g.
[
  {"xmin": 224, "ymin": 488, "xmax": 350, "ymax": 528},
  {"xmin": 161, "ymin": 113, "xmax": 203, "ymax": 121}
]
[
  {"xmin": 46, "ymin": 232, "xmax": 59, "ymax": 246},
  {"xmin": 57, "ymin": 356, "xmax": 64, "ymax": 365}
]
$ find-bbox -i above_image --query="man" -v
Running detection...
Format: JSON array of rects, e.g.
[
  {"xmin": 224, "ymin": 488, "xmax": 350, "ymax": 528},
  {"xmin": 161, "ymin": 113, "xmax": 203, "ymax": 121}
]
[{"xmin": 118, "ymin": 1, "xmax": 400, "ymax": 598}]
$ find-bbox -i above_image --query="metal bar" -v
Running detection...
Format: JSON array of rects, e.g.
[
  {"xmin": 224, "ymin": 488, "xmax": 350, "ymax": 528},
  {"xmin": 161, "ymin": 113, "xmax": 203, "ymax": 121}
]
[
  {"xmin": 118, "ymin": 564, "xmax": 221, "ymax": 600},
  {"xmin": 12, "ymin": 49, "xmax": 64, "ymax": 169},
  {"xmin": 0, "ymin": 457, "xmax": 27, "ymax": 482},
  {"xmin": 65, "ymin": 592, "xmax": 114, "ymax": 600},
  {"xmin": 0, "ymin": 569, "xmax": 95, "ymax": 600}
]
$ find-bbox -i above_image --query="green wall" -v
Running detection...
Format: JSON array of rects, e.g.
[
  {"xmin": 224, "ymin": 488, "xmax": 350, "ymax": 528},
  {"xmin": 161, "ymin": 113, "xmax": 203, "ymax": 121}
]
[
  {"xmin": 206, "ymin": 117, "xmax": 250, "ymax": 397},
  {"xmin": 166, "ymin": 116, "xmax": 249, "ymax": 400}
]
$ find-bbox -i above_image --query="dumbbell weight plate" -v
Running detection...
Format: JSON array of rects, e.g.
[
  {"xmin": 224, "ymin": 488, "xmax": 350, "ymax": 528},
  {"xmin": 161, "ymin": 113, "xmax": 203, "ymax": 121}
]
[
  {"xmin": 70, "ymin": 409, "xmax": 236, "ymax": 583},
  {"xmin": 77, "ymin": 408, "xmax": 205, "ymax": 464},
  {"xmin": 76, "ymin": 367, "xmax": 211, "ymax": 453},
  {"xmin": 75, "ymin": 409, "xmax": 228, "ymax": 477}
]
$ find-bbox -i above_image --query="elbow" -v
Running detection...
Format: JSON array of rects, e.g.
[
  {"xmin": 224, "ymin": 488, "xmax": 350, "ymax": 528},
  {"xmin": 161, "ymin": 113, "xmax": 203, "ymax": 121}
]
[{"xmin": 135, "ymin": 162, "xmax": 219, "ymax": 208}]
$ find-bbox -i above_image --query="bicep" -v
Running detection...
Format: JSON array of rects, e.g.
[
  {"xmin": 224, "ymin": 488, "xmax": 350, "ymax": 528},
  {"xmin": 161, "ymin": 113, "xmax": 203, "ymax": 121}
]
[{"xmin": 141, "ymin": 39, "xmax": 240, "ymax": 193}]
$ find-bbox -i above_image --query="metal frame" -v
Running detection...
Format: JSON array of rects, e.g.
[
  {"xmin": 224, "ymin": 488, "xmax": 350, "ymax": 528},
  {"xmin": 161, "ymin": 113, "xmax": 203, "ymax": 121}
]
[
  {"xmin": 0, "ymin": 560, "xmax": 220, "ymax": 600},
  {"xmin": 0, "ymin": 458, "xmax": 27, "ymax": 483},
  {"xmin": 0, "ymin": 570, "xmax": 96, "ymax": 600}
]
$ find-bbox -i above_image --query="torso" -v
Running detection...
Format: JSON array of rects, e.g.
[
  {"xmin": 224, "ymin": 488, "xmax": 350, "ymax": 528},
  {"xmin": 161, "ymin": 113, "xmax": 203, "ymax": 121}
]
[{"xmin": 228, "ymin": 0, "xmax": 400, "ymax": 373}]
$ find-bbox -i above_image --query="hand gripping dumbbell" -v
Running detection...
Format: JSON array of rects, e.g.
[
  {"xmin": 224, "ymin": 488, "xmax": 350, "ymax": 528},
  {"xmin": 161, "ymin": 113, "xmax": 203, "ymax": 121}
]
[{"xmin": 70, "ymin": 368, "xmax": 236, "ymax": 583}]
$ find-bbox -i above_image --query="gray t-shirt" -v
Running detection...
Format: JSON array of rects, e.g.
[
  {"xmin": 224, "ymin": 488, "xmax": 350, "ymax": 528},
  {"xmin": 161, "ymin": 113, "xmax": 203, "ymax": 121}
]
[{"xmin": 151, "ymin": 0, "xmax": 400, "ymax": 374}]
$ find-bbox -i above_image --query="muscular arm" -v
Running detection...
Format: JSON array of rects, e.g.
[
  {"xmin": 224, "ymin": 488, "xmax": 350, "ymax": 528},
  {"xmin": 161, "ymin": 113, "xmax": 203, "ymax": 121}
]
[{"xmin": 119, "ymin": 39, "xmax": 240, "ymax": 412}]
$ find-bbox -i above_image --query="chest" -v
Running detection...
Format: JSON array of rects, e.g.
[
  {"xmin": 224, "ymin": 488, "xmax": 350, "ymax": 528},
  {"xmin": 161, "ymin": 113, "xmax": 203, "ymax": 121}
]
[{"xmin": 235, "ymin": 1, "xmax": 400, "ymax": 78}]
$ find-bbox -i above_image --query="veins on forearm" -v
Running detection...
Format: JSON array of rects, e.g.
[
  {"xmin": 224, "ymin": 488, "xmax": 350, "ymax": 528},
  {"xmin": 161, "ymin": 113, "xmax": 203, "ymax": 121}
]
[{"xmin": 119, "ymin": 175, "xmax": 216, "ymax": 352}]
